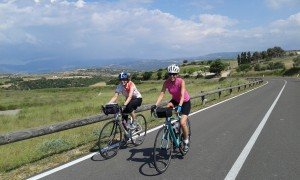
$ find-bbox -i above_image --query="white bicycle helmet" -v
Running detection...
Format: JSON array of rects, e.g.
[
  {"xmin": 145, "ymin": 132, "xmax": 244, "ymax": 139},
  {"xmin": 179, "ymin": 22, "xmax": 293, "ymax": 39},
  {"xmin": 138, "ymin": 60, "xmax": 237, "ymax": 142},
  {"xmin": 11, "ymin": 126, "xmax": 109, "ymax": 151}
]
[{"xmin": 167, "ymin": 64, "xmax": 180, "ymax": 74}]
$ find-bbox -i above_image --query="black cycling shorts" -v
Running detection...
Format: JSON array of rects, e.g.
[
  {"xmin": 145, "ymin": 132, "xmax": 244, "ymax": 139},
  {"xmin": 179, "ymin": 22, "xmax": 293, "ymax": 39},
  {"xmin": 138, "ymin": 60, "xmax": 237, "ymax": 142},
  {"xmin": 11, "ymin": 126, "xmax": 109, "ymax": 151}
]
[
  {"xmin": 123, "ymin": 98, "xmax": 142, "ymax": 114},
  {"xmin": 169, "ymin": 99, "xmax": 191, "ymax": 116}
]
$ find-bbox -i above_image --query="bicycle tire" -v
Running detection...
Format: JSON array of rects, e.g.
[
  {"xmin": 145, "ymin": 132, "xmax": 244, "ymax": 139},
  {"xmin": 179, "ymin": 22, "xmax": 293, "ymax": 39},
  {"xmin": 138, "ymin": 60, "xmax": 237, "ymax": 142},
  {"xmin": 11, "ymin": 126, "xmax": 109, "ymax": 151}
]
[
  {"xmin": 98, "ymin": 121, "xmax": 122, "ymax": 159},
  {"xmin": 153, "ymin": 126, "xmax": 173, "ymax": 173},
  {"xmin": 179, "ymin": 118, "xmax": 191, "ymax": 156},
  {"xmin": 131, "ymin": 114, "xmax": 147, "ymax": 146}
]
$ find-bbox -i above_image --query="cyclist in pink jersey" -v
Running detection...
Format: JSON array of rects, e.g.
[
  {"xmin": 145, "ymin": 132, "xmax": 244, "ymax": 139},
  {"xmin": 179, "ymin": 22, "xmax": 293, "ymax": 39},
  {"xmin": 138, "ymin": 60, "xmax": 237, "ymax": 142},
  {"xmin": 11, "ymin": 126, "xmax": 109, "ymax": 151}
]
[
  {"xmin": 108, "ymin": 72, "xmax": 142, "ymax": 129},
  {"xmin": 152, "ymin": 64, "xmax": 191, "ymax": 152}
]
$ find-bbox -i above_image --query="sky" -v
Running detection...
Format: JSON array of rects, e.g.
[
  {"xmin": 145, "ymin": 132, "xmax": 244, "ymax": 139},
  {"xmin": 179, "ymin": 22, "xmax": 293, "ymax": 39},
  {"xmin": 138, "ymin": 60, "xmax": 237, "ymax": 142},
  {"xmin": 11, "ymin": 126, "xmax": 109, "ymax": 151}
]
[{"xmin": 0, "ymin": 0, "xmax": 300, "ymax": 65}]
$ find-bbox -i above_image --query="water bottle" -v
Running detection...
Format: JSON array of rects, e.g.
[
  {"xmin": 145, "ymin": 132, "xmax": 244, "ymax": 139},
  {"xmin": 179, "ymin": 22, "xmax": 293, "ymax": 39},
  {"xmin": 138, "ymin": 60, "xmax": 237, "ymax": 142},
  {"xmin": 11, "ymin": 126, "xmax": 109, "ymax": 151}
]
[{"xmin": 173, "ymin": 122, "xmax": 179, "ymax": 134}]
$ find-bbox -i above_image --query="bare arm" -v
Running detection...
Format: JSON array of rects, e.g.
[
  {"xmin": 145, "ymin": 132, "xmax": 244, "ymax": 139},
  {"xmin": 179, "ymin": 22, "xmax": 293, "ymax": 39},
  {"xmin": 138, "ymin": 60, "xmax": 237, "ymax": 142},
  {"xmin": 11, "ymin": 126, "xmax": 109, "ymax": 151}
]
[
  {"xmin": 108, "ymin": 93, "xmax": 119, "ymax": 104},
  {"xmin": 179, "ymin": 79, "xmax": 186, "ymax": 106},
  {"xmin": 155, "ymin": 82, "xmax": 167, "ymax": 106}
]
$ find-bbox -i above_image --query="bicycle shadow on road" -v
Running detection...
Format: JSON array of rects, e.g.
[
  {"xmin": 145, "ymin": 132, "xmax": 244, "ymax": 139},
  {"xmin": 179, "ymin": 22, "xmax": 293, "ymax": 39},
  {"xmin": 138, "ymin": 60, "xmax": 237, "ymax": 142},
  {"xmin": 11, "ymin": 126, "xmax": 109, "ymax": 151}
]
[
  {"xmin": 127, "ymin": 147, "xmax": 159, "ymax": 176},
  {"xmin": 127, "ymin": 147, "xmax": 184, "ymax": 176},
  {"xmin": 90, "ymin": 142, "xmax": 138, "ymax": 161}
]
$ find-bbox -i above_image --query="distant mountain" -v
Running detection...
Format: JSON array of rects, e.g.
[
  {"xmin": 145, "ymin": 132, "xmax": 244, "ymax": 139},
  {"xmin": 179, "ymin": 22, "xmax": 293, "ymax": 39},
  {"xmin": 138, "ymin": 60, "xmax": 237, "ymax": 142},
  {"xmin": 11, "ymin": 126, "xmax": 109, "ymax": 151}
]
[
  {"xmin": 0, "ymin": 52, "xmax": 239, "ymax": 74},
  {"xmin": 200, "ymin": 52, "xmax": 240, "ymax": 60}
]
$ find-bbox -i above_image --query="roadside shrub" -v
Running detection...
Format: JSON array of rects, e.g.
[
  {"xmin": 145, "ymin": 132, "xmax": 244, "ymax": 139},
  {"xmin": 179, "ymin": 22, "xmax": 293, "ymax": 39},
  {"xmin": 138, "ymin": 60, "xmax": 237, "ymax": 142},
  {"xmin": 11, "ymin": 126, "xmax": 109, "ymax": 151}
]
[
  {"xmin": 196, "ymin": 73, "xmax": 203, "ymax": 79},
  {"xmin": 39, "ymin": 138, "xmax": 72, "ymax": 154},
  {"xmin": 293, "ymin": 56, "xmax": 300, "ymax": 67},
  {"xmin": 254, "ymin": 64, "xmax": 261, "ymax": 71},
  {"xmin": 283, "ymin": 67, "xmax": 300, "ymax": 76},
  {"xmin": 237, "ymin": 64, "xmax": 251, "ymax": 72},
  {"xmin": 106, "ymin": 78, "xmax": 119, "ymax": 85}
]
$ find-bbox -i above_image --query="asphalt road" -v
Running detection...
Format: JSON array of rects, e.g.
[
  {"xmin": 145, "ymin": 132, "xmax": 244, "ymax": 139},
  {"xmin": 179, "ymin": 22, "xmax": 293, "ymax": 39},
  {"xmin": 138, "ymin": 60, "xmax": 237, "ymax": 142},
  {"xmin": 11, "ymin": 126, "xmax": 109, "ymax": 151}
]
[{"xmin": 29, "ymin": 78, "xmax": 300, "ymax": 180}]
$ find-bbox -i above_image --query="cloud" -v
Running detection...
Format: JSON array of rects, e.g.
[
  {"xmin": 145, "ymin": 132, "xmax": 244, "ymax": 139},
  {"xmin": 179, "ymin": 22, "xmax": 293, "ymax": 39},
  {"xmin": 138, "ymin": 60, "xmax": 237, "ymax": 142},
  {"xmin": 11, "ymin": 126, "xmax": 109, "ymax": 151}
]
[
  {"xmin": 75, "ymin": 0, "xmax": 85, "ymax": 8},
  {"xmin": 271, "ymin": 12, "xmax": 300, "ymax": 27},
  {"xmin": 0, "ymin": 0, "xmax": 299, "ymax": 65},
  {"xmin": 199, "ymin": 14, "xmax": 238, "ymax": 27},
  {"xmin": 265, "ymin": 0, "xmax": 300, "ymax": 9}
]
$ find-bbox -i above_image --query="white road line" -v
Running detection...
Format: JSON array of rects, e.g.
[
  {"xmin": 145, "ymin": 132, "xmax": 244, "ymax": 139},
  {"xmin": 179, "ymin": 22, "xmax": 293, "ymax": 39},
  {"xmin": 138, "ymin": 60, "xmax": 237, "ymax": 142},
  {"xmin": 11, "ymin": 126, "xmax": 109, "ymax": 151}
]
[
  {"xmin": 27, "ymin": 82, "xmax": 267, "ymax": 180},
  {"xmin": 27, "ymin": 153, "xmax": 98, "ymax": 180},
  {"xmin": 224, "ymin": 80, "xmax": 287, "ymax": 180}
]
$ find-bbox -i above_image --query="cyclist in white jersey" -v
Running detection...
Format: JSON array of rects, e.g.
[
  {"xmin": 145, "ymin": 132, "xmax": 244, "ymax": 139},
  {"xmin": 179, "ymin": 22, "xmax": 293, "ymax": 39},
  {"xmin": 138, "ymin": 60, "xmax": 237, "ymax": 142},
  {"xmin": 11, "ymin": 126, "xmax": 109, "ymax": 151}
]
[{"xmin": 108, "ymin": 72, "xmax": 142, "ymax": 129}]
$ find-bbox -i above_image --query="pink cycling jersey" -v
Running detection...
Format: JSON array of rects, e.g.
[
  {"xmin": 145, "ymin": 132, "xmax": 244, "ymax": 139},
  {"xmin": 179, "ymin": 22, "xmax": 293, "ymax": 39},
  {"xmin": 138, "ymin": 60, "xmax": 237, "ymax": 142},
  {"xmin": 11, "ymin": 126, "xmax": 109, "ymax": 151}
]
[{"xmin": 164, "ymin": 77, "xmax": 190, "ymax": 103}]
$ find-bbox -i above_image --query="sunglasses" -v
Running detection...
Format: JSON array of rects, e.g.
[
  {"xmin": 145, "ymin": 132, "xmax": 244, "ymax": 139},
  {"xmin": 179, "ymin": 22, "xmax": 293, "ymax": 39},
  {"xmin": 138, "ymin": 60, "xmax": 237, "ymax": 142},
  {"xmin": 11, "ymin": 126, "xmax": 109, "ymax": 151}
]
[{"xmin": 168, "ymin": 73, "xmax": 178, "ymax": 76}]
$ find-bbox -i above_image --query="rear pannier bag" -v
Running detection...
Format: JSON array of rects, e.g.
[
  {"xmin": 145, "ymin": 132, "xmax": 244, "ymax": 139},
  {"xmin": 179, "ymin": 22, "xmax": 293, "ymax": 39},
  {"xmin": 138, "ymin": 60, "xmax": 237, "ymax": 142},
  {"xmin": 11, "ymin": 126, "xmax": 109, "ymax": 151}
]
[
  {"xmin": 103, "ymin": 104, "xmax": 120, "ymax": 115},
  {"xmin": 156, "ymin": 107, "xmax": 172, "ymax": 118}
]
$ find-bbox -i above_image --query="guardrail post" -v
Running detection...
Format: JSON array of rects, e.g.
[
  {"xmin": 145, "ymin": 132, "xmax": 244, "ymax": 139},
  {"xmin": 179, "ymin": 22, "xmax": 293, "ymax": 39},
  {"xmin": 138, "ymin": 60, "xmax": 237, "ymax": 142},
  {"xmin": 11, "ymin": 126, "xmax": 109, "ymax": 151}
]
[
  {"xmin": 229, "ymin": 86, "xmax": 232, "ymax": 94},
  {"xmin": 201, "ymin": 95, "xmax": 205, "ymax": 105},
  {"xmin": 218, "ymin": 87, "xmax": 221, "ymax": 98}
]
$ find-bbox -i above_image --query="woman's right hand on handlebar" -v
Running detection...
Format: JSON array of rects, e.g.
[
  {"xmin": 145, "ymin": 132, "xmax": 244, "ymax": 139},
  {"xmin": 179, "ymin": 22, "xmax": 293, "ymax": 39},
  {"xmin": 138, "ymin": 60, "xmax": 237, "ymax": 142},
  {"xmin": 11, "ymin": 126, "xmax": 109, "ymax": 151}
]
[{"xmin": 151, "ymin": 105, "xmax": 157, "ymax": 111}]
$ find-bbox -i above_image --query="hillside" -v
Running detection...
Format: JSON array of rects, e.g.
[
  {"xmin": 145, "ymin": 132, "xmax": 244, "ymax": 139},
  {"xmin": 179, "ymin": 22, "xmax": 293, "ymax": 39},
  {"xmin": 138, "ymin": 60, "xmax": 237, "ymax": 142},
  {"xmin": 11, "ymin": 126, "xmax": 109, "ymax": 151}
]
[{"xmin": 0, "ymin": 52, "xmax": 240, "ymax": 74}]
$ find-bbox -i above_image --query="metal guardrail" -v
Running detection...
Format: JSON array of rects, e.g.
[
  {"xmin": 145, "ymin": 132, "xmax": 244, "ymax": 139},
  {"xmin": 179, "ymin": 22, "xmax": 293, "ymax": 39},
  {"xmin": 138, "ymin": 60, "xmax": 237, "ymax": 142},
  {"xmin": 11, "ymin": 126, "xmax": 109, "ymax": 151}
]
[{"xmin": 0, "ymin": 79, "xmax": 263, "ymax": 146}]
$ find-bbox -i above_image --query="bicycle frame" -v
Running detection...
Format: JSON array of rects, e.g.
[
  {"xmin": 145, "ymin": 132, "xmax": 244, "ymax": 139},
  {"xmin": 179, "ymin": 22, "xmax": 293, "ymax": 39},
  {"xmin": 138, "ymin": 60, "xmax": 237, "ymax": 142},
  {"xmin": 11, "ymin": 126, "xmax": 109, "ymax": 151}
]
[
  {"xmin": 165, "ymin": 117, "xmax": 181, "ymax": 147},
  {"xmin": 113, "ymin": 111, "xmax": 130, "ymax": 137},
  {"xmin": 99, "ymin": 104, "xmax": 147, "ymax": 159}
]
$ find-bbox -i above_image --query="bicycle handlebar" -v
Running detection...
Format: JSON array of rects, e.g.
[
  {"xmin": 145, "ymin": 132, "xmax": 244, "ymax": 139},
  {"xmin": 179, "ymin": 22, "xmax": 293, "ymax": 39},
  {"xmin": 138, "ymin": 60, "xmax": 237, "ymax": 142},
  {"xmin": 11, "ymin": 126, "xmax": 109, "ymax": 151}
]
[{"xmin": 151, "ymin": 106, "xmax": 182, "ymax": 119}]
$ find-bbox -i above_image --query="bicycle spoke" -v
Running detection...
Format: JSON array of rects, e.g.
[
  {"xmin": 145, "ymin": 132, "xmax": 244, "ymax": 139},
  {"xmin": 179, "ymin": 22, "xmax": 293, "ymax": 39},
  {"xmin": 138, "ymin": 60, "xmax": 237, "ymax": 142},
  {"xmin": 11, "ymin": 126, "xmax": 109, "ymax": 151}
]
[
  {"xmin": 98, "ymin": 121, "xmax": 122, "ymax": 159},
  {"xmin": 131, "ymin": 114, "xmax": 147, "ymax": 146}
]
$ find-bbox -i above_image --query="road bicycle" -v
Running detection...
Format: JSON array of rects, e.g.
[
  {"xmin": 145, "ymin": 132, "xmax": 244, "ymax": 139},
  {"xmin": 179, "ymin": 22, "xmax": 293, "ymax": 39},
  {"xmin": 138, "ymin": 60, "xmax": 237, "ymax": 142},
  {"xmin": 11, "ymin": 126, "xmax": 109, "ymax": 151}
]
[
  {"xmin": 151, "ymin": 106, "xmax": 191, "ymax": 173},
  {"xmin": 98, "ymin": 103, "xmax": 147, "ymax": 159}
]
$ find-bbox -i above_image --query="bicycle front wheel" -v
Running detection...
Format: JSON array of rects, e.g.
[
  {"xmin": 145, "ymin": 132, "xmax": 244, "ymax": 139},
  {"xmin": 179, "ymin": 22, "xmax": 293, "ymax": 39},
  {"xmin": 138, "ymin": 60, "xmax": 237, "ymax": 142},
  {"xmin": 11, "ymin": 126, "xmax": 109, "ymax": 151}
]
[
  {"xmin": 98, "ymin": 121, "xmax": 122, "ymax": 159},
  {"xmin": 131, "ymin": 114, "xmax": 147, "ymax": 146},
  {"xmin": 153, "ymin": 126, "xmax": 173, "ymax": 173}
]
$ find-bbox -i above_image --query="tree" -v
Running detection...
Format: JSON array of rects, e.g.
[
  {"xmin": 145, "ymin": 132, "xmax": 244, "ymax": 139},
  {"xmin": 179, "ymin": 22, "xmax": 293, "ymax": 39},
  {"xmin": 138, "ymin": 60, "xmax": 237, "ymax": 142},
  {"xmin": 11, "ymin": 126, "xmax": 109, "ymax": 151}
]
[
  {"xmin": 273, "ymin": 46, "xmax": 285, "ymax": 57},
  {"xmin": 252, "ymin": 51, "xmax": 261, "ymax": 62},
  {"xmin": 237, "ymin": 54, "xmax": 241, "ymax": 65},
  {"xmin": 163, "ymin": 72, "xmax": 169, "ymax": 80},
  {"xmin": 131, "ymin": 73, "xmax": 139, "ymax": 80},
  {"xmin": 142, "ymin": 71, "xmax": 152, "ymax": 80},
  {"xmin": 247, "ymin": 51, "xmax": 252, "ymax": 64},
  {"xmin": 267, "ymin": 46, "xmax": 285, "ymax": 58},
  {"xmin": 241, "ymin": 52, "xmax": 247, "ymax": 64},
  {"xmin": 157, "ymin": 71, "xmax": 162, "ymax": 80},
  {"xmin": 209, "ymin": 59, "xmax": 226, "ymax": 75}
]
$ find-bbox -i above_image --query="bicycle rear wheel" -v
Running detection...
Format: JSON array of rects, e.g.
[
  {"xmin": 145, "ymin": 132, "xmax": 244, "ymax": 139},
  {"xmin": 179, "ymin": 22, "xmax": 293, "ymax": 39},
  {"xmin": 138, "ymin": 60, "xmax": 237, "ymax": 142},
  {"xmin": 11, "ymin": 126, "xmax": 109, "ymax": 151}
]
[
  {"xmin": 153, "ymin": 126, "xmax": 173, "ymax": 173},
  {"xmin": 131, "ymin": 114, "xmax": 147, "ymax": 146},
  {"xmin": 98, "ymin": 121, "xmax": 122, "ymax": 159},
  {"xmin": 179, "ymin": 118, "xmax": 191, "ymax": 156}
]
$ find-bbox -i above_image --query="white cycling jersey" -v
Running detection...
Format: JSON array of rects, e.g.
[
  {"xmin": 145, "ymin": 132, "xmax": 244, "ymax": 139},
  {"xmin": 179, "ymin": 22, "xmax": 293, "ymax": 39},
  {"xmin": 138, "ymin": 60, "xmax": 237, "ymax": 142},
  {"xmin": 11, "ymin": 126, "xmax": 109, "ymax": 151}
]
[{"xmin": 115, "ymin": 81, "xmax": 142, "ymax": 99}]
